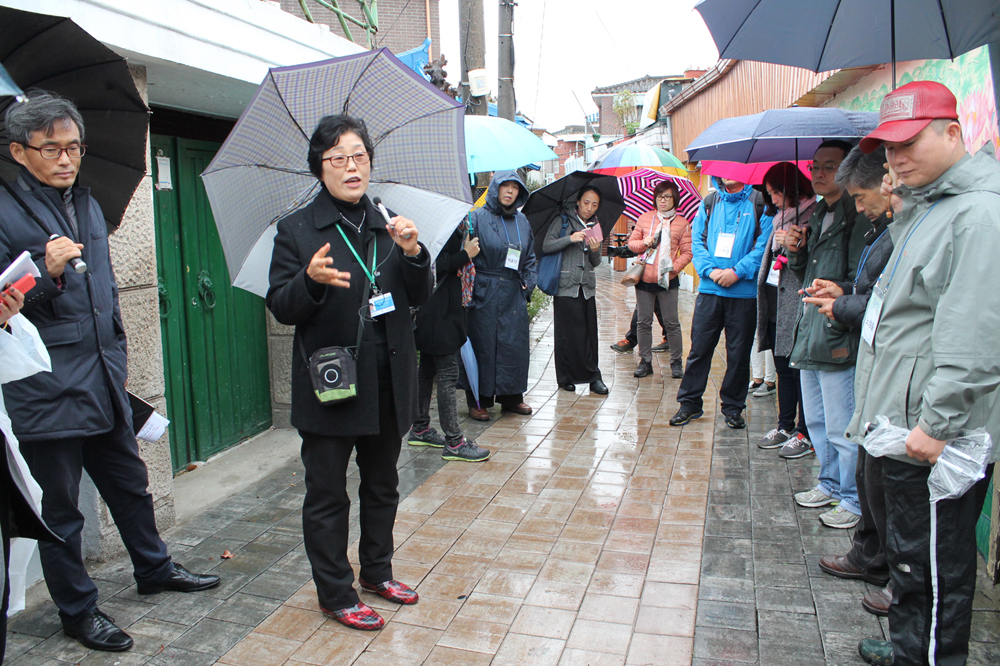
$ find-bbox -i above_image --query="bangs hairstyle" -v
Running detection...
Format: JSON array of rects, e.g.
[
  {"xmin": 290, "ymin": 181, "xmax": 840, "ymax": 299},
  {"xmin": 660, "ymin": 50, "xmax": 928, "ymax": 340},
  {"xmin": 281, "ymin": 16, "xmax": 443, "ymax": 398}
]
[
  {"xmin": 307, "ymin": 115, "xmax": 375, "ymax": 179},
  {"xmin": 576, "ymin": 185, "xmax": 602, "ymax": 203},
  {"xmin": 762, "ymin": 162, "xmax": 814, "ymax": 215},
  {"xmin": 652, "ymin": 180, "xmax": 680, "ymax": 205}
]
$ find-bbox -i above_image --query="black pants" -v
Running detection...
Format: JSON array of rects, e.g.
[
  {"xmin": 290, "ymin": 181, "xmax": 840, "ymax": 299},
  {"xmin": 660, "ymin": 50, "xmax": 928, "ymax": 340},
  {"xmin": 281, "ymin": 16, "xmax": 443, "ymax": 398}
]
[
  {"xmin": 20, "ymin": 409, "xmax": 172, "ymax": 625},
  {"xmin": 882, "ymin": 458, "xmax": 994, "ymax": 666},
  {"xmin": 466, "ymin": 392, "xmax": 524, "ymax": 410},
  {"xmin": 625, "ymin": 300, "xmax": 665, "ymax": 345},
  {"xmin": 553, "ymin": 292, "xmax": 602, "ymax": 386},
  {"xmin": 767, "ymin": 320, "xmax": 807, "ymax": 435},
  {"xmin": 846, "ymin": 447, "xmax": 887, "ymax": 576},
  {"xmin": 1, "ymin": 445, "xmax": 11, "ymax": 664},
  {"xmin": 299, "ymin": 386, "xmax": 402, "ymax": 612},
  {"xmin": 414, "ymin": 352, "xmax": 463, "ymax": 445},
  {"xmin": 676, "ymin": 293, "xmax": 757, "ymax": 416}
]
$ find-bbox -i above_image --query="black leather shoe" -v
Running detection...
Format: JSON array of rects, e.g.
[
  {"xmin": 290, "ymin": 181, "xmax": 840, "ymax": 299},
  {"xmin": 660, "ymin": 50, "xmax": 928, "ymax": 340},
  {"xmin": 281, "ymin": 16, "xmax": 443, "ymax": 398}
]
[
  {"xmin": 590, "ymin": 380, "xmax": 609, "ymax": 395},
  {"xmin": 724, "ymin": 412, "xmax": 746, "ymax": 429},
  {"xmin": 669, "ymin": 407, "xmax": 703, "ymax": 426},
  {"xmin": 633, "ymin": 361, "xmax": 653, "ymax": 378},
  {"xmin": 560, "ymin": 383, "xmax": 576, "ymax": 392},
  {"xmin": 136, "ymin": 564, "xmax": 221, "ymax": 595},
  {"xmin": 63, "ymin": 610, "xmax": 133, "ymax": 652}
]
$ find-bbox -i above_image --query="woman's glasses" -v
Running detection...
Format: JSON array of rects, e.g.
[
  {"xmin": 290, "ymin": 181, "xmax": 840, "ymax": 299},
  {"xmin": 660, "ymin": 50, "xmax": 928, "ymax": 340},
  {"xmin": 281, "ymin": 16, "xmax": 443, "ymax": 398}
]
[
  {"xmin": 325, "ymin": 152, "xmax": 371, "ymax": 168},
  {"xmin": 655, "ymin": 194, "xmax": 675, "ymax": 201}
]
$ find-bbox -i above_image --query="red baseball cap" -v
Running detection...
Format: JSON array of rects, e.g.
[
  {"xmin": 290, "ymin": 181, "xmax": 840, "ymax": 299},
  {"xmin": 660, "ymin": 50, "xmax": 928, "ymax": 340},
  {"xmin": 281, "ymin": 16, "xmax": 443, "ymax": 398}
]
[{"xmin": 860, "ymin": 80, "xmax": 959, "ymax": 153}]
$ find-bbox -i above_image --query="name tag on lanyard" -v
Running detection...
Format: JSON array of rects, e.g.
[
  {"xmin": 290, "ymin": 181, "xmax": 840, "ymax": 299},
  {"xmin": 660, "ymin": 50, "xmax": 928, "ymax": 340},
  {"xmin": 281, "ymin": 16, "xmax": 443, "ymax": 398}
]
[
  {"xmin": 505, "ymin": 246, "xmax": 521, "ymax": 270},
  {"xmin": 369, "ymin": 292, "xmax": 396, "ymax": 317},
  {"xmin": 766, "ymin": 263, "xmax": 780, "ymax": 286},
  {"xmin": 715, "ymin": 232, "xmax": 736, "ymax": 258},
  {"xmin": 861, "ymin": 282, "xmax": 885, "ymax": 347}
]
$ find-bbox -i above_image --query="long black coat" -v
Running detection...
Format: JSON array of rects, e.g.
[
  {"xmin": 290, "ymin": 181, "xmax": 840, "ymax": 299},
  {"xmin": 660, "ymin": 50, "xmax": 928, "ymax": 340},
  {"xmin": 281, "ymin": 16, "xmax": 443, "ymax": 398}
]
[
  {"xmin": 414, "ymin": 229, "xmax": 470, "ymax": 356},
  {"xmin": 266, "ymin": 189, "xmax": 431, "ymax": 439},
  {"xmin": 830, "ymin": 213, "xmax": 892, "ymax": 330},
  {"xmin": 0, "ymin": 170, "xmax": 130, "ymax": 442}
]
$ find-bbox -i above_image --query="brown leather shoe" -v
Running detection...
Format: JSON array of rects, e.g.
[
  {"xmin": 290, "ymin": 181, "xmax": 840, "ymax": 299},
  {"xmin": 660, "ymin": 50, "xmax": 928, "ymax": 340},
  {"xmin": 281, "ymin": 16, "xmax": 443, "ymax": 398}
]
[
  {"xmin": 818, "ymin": 555, "xmax": 890, "ymax": 587},
  {"xmin": 862, "ymin": 586, "xmax": 891, "ymax": 617},
  {"xmin": 501, "ymin": 402, "xmax": 532, "ymax": 415},
  {"xmin": 468, "ymin": 406, "xmax": 490, "ymax": 421}
]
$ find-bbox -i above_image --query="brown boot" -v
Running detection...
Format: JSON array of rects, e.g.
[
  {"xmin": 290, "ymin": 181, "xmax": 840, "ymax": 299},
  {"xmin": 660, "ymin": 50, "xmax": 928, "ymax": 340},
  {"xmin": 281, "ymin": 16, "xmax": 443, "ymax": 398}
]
[
  {"xmin": 862, "ymin": 585, "xmax": 891, "ymax": 617},
  {"xmin": 468, "ymin": 406, "xmax": 490, "ymax": 421}
]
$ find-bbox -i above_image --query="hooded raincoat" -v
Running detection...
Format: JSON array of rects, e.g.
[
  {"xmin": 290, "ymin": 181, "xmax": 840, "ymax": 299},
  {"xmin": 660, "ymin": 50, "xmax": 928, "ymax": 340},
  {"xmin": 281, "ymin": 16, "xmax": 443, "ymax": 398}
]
[{"xmin": 463, "ymin": 171, "xmax": 537, "ymax": 398}]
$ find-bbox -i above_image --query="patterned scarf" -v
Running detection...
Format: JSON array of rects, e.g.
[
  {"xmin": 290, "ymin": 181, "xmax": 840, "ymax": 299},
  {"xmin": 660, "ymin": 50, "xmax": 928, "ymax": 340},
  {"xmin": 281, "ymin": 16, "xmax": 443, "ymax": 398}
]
[{"xmin": 655, "ymin": 209, "xmax": 676, "ymax": 288}]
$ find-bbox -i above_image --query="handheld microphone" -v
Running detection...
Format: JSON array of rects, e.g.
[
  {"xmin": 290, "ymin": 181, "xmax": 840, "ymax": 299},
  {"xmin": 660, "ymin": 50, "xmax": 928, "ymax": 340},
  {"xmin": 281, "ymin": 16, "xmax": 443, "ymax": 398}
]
[
  {"xmin": 49, "ymin": 234, "xmax": 87, "ymax": 274},
  {"xmin": 372, "ymin": 197, "xmax": 412, "ymax": 239}
]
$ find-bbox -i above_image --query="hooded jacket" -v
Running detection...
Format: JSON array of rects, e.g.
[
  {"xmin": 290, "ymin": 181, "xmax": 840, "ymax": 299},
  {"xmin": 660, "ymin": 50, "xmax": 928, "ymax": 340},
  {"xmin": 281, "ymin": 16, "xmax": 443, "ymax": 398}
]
[
  {"xmin": 463, "ymin": 171, "xmax": 537, "ymax": 397},
  {"xmin": 690, "ymin": 178, "xmax": 772, "ymax": 299},
  {"xmin": 845, "ymin": 146, "xmax": 1000, "ymax": 465}
]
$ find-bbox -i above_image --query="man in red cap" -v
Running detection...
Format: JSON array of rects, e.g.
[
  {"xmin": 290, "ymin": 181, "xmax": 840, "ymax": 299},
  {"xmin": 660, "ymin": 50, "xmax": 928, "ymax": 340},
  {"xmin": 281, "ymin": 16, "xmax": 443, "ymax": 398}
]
[{"xmin": 846, "ymin": 80, "xmax": 1000, "ymax": 666}]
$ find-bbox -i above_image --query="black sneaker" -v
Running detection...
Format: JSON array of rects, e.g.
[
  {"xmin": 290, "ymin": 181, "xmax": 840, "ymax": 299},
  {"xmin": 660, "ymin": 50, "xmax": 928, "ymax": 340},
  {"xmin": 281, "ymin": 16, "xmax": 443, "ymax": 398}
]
[
  {"xmin": 670, "ymin": 361, "xmax": 683, "ymax": 379},
  {"xmin": 407, "ymin": 427, "xmax": 446, "ymax": 448},
  {"xmin": 669, "ymin": 408, "xmax": 703, "ymax": 426},
  {"xmin": 633, "ymin": 361, "xmax": 653, "ymax": 378},
  {"xmin": 724, "ymin": 412, "xmax": 746, "ymax": 429},
  {"xmin": 758, "ymin": 428, "xmax": 792, "ymax": 449},
  {"xmin": 442, "ymin": 437, "xmax": 491, "ymax": 462},
  {"xmin": 651, "ymin": 340, "xmax": 670, "ymax": 353}
]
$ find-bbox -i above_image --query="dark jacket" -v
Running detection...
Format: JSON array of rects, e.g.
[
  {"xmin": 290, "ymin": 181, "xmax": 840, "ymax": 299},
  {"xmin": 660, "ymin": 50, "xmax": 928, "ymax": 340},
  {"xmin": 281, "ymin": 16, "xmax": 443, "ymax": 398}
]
[
  {"xmin": 830, "ymin": 213, "xmax": 892, "ymax": 330},
  {"xmin": 414, "ymin": 229, "xmax": 470, "ymax": 356},
  {"xmin": 0, "ymin": 170, "xmax": 130, "ymax": 442},
  {"xmin": 463, "ymin": 171, "xmax": 537, "ymax": 397},
  {"xmin": 266, "ymin": 189, "xmax": 431, "ymax": 439},
  {"xmin": 787, "ymin": 195, "xmax": 871, "ymax": 372},
  {"xmin": 541, "ymin": 212, "xmax": 602, "ymax": 299}
]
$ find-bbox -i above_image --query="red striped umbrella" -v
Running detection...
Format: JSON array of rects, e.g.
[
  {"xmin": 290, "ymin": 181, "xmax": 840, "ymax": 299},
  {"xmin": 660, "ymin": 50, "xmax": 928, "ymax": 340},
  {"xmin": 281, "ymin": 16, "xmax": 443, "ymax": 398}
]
[{"xmin": 617, "ymin": 168, "xmax": 702, "ymax": 222}]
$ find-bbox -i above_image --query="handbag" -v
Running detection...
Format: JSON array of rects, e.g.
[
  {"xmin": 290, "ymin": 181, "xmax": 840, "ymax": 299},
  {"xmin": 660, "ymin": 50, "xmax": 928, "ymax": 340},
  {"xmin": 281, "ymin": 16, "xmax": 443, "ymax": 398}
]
[
  {"xmin": 537, "ymin": 215, "xmax": 571, "ymax": 296},
  {"xmin": 298, "ymin": 234, "xmax": 373, "ymax": 405},
  {"xmin": 621, "ymin": 260, "xmax": 645, "ymax": 286}
]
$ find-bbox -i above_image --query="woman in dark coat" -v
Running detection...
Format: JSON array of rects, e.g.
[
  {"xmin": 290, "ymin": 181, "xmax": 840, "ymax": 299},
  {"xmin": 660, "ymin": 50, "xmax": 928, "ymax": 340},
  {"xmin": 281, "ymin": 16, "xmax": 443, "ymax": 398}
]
[
  {"xmin": 541, "ymin": 186, "xmax": 608, "ymax": 395},
  {"xmin": 462, "ymin": 170, "xmax": 537, "ymax": 421},
  {"xmin": 266, "ymin": 115, "xmax": 431, "ymax": 631}
]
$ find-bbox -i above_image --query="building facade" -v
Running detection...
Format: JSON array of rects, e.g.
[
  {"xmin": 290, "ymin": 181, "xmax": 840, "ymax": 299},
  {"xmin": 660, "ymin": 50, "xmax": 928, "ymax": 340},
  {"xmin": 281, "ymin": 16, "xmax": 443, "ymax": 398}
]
[{"xmin": 280, "ymin": 0, "xmax": 439, "ymax": 57}]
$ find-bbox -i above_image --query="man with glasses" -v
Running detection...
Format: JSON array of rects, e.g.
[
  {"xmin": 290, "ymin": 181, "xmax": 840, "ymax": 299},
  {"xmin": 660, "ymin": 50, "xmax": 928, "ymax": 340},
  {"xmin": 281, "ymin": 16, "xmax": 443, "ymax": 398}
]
[
  {"xmin": 0, "ymin": 92, "xmax": 219, "ymax": 652},
  {"xmin": 782, "ymin": 140, "xmax": 872, "ymax": 530}
]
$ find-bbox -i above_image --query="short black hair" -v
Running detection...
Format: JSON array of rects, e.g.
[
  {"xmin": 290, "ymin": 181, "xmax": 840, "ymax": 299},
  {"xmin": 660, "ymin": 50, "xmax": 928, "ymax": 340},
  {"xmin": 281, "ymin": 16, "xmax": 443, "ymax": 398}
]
[
  {"xmin": 652, "ymin": 180, "xmax": 680, "ymax": 204},
  {"xmin": 576, "ymin": 185, "xmax": 602, "ymax": 203},
  {"xmin": 307, "ymin": 115, "xmax": 374, "ymax": 179},
  {"xmin": 5, "ymin": 90, "xmax": 85, "ymax": 145},
  {"xmin": 816, "ymin": 139, "xmax": 853, "ymax": 160}
]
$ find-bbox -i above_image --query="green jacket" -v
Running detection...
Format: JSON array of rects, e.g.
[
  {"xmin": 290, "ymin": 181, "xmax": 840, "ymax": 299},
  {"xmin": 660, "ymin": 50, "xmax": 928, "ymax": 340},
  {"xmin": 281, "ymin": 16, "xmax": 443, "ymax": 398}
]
[
  {"xmin": 845, "ymin": 146, "xmax": 1000, "ymax": 465},
  {"xmin": 787, "ymin": 195, "xmax": 870, "ymax": 372}
]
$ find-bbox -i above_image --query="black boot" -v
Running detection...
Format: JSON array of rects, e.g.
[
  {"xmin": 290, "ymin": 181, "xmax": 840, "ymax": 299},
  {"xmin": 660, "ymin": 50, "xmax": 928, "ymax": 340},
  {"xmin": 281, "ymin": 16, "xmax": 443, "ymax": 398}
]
[
  {"xmin": 633, "ymin": 361, "xmax": 653, "ymax": 378},
  {"xmin": 670, "ymin": 360, "xmax": 683, "ymax": 379}
]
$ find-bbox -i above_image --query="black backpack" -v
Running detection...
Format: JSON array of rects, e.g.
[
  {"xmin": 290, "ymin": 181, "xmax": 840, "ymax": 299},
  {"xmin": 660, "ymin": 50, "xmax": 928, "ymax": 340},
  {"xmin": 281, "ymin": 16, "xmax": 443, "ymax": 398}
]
[{"xmin": 700, "ymin": 188, "xmax": 766, "ymax": 248}]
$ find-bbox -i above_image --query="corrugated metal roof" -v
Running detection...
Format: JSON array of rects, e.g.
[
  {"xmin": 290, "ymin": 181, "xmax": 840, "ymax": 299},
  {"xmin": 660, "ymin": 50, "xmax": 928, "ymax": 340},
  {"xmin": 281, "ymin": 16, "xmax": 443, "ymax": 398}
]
[{"xmin": 592, "ymin": 74, "xmax": 674, "ymax": 95}]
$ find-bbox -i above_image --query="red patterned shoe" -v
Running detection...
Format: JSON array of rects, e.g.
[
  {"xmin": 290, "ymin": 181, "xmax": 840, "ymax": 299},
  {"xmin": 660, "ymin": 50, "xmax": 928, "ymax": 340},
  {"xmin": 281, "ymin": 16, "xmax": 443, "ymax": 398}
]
[
  {"xmin": 359, "ymin": 578, "xmax": 419, "ymax": 605},
  {"xmin": 321, "ymin": 602, "xmax": 385, "ymax": 631}
]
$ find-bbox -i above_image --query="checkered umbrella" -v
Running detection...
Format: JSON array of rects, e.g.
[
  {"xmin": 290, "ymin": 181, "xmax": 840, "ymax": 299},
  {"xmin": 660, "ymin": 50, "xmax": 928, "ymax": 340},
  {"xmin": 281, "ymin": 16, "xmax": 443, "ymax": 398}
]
[
  {"xmin": 202, "ymin": 49, "xmax": 473, "ymax": 297},
  {"xmin": 617, "ymin": 168, "xmax": 702, "ymax": 221}
]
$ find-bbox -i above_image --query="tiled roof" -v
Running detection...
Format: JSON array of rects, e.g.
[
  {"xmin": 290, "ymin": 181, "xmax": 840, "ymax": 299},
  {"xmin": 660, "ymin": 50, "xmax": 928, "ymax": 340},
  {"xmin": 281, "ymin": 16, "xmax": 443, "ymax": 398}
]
[{"xmin": 592, "ymin": 75, "xmax": 675, "ymax": 95}]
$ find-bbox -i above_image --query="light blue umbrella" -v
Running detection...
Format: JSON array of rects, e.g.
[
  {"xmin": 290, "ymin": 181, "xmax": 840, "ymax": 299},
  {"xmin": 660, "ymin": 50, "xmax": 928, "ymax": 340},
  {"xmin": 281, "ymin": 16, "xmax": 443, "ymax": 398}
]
[
  {"xmin": 460, "ymin": 339, "xmax": 480, "ymax": 410},
  {"xmin": 464, "ymin": 115, "xmax": 556, "ymax": 173},
  {"xmin": 0, "ymin": 63, "xmax": 24, "ymax": 100}
]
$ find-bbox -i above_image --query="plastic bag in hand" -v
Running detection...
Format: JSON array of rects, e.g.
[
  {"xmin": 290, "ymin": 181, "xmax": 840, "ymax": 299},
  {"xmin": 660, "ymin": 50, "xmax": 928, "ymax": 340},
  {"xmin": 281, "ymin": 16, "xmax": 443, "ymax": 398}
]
[
  {"xmin": 861, "ymin": 415, "xmax": 910, "ymax": 458},
  {"xmin": 928, "ymin": 430, "xmax": 992, "ymax": 502}
]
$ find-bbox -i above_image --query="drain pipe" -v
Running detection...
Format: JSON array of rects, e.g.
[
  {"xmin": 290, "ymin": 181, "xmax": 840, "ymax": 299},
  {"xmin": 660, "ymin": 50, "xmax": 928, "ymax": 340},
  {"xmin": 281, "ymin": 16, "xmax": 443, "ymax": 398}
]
[{"xmin": 426, "ymin": 0, "xmax": 433, "ymax": 59}]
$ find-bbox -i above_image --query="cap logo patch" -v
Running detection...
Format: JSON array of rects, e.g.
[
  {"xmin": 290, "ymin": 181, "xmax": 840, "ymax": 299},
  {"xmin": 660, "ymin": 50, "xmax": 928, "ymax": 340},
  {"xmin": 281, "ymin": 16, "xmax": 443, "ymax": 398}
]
[{"xmin": 880, "ymin": 94, "xmax": 915, "ymax": 123}]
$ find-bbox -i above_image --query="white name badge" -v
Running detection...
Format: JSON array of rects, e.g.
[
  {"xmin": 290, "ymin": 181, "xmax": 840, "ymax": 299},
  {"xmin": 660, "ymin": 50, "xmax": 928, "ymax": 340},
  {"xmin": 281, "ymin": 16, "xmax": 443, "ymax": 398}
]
[
  {"xmin": 369, "ymin": 292, "xmax": 396, "ymax": 317},
  {"xmin": 505, "ymin": 247, "xmax": 521, "ymax": 270},
  {"xmin": 766, "ymin": 264, "xmax": 780, "ymax": 286},
  {"xmin": 715, "ymin": 232, "xmax": 736, "ymax": 258},
  {"xmin": 861, "ymin": 283, "xmax": 885, "ymax": 347},
  {"xmin": 644, "ymin": 250, "xmax": 657, "ymax": 265}
]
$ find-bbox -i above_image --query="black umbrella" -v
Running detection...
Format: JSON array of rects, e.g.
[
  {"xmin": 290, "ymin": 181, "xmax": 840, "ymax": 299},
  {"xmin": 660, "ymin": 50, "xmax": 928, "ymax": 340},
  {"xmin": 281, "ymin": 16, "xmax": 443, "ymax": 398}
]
[
  {"xmin": 0, "ymin": 6, "xmax": 149, "ymax": 229},
  {"xmin": 523, "ymin": 171, "xmax": 625, "ymax": 257}
]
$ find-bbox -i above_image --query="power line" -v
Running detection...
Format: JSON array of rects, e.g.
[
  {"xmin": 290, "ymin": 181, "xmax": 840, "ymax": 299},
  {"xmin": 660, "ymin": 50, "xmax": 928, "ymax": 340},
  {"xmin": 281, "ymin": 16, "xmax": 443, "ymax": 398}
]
[{"xmin": 531, "ymin": 0, "xmax": 547, "ymax": 128}]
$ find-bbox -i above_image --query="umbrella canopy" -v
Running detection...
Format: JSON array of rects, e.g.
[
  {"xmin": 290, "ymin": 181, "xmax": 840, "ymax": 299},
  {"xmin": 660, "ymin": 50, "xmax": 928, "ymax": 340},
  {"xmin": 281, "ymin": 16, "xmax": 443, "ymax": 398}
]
[
  {"xmin": 201, "ymin": 48, "xmax": 473, "ymax": 297},
  {"xmin": 590, "ymin": 144, "xmax": 688, "ymax": 177},
  {"xmin": 460, "ymin": 339, "xmax": 480, "ymax": 409},
  {"xmin": 700, "ymin": 160, "xmax": 811, "ymax": 186},
  {"xmin": 464, "ymin": 115, "xmax": 557, "ymax": 173},
  {"xmin": 616, "ymin": 168, "xmax": 702, "ymax": 221},
  {"xmin": 694, "ymin": 0, "xmax": 1000, "ymax": 74},
  {"xmin": 685, "ymin": 107, "xmax": 878, "ymax": 163},
  {"xmin": 0, "ymin": 6, "xmax": 149, "ymax": 230},
  {"xmin": 522, "ymin": 171, "xmax": 625, "ymax": 257}
]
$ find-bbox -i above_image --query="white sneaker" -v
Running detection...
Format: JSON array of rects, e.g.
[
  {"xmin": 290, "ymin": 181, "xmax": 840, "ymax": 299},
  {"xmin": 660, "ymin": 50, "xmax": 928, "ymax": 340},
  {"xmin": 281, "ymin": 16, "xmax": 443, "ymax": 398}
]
[
  {"xmin": 752, "ymin": 382, "xmax": 777, "ymax": 397},
  {"xmin": 820, "ymin": 505, "xmax": 861, "ymax": 529},
  {"xmin": 794, "ymin": 486, "xmax": 839, "ymax": 508},
  {"xmin": 758, "ymin": 428, "xmax": 792, "ymax": 449}
]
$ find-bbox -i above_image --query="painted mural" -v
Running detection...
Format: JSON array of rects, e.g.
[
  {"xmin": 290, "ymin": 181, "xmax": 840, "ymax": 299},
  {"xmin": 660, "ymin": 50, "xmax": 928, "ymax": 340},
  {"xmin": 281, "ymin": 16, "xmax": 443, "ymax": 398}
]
[{"xmin": 831, "ymin": 47, "xmax": 999, "ymax": 158}]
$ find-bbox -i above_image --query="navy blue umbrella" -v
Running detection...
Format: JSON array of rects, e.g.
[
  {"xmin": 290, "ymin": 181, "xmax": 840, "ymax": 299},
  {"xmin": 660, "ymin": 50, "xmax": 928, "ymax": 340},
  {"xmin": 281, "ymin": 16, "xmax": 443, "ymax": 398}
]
[{"xmin": 685, "ymin": 107, "xmax": 878, "ymax": 163}]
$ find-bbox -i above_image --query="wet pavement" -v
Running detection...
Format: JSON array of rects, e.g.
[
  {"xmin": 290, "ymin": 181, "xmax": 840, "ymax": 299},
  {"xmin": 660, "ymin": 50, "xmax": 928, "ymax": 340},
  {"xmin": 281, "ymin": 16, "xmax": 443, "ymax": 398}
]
[{"xmin": 6, "ymin": 264, "xmax": 998, "ymax": 665}]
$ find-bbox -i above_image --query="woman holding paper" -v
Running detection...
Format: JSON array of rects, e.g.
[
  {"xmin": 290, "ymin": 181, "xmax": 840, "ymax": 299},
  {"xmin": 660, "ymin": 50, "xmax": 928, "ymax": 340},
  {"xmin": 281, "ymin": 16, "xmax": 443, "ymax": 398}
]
[
  {"xmin": 542, "ymin": 186, "xmax": 608, "ymax": 395},
  {"xmin": 628, "ymin": 181, "xmax": 693, "ymax": 379}
]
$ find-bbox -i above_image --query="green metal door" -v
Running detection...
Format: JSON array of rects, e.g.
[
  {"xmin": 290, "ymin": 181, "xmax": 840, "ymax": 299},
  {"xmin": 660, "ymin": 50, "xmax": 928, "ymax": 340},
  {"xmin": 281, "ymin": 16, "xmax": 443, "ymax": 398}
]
[{"xmin": 151, "ymin": 135, "xmax": 271, "ymax": 471}]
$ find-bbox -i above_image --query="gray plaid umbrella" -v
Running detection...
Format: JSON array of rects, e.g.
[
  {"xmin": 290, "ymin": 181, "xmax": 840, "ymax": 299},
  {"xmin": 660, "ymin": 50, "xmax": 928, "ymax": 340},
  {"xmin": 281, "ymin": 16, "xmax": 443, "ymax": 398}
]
[{"xmin": 202, "ymin": 48, "xmax": 473, "ymax": 297}]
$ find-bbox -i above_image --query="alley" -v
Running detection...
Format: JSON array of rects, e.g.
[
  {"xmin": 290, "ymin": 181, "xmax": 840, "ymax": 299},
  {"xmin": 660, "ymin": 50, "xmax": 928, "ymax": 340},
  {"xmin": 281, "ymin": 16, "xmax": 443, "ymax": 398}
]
[{"xmin": 5, "ymin": 265, "xmax": 999, "ymax": 666}]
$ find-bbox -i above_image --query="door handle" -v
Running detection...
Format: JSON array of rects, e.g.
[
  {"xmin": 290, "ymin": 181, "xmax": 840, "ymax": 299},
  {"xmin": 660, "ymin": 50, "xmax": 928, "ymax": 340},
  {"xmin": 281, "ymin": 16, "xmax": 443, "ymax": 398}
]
[
  {"xmin": 197, "ymin": 270, "xmax": 217, "ymax": 309},
  {"xmin": 158, "ymin": 277, "xmax": 171, "ymax": 318}
]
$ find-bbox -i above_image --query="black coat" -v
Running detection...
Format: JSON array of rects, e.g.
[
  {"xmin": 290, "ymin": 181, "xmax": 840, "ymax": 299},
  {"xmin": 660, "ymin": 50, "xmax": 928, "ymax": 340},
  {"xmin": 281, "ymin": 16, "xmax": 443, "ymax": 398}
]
[
  {"xmin": 266, "ymin": 189, "xmax": 431, "ymax": 439},
  {"xmin": 831, "ymin": 213, "xmax": 893, "ymax": 330},
  {"xmin": 0, "ymin": 170, "xmax": 130, "ymax": 442},
  {"xmin": 414, "ymin": 229, "xmax": 470, "ymax": 356}
]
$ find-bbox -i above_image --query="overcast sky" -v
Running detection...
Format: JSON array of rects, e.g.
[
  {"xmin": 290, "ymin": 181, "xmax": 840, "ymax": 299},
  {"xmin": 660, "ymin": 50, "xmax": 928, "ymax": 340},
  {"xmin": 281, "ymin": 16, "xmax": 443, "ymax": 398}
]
[{"xmin": 436, "ymin": 0, "xmax": 722, "ymax": 133}]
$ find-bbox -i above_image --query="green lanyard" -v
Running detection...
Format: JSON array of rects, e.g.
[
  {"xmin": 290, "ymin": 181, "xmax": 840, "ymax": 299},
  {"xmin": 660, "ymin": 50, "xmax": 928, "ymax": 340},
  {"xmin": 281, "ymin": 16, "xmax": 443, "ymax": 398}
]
[{"xmin": 336, "ymin": 224, "xmax": 377, "ymax": 287}]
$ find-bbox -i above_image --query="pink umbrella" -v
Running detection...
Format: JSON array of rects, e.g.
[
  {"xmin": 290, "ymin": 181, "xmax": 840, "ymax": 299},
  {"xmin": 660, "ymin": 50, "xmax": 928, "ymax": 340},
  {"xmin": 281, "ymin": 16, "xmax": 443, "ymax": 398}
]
[
  {"xmin": 617, "ymin": 168, "xmax": 702, "ymax": 222},
  {"xmin": 700, "ymin": 160, "xmax": 811, "ymax": 185}
]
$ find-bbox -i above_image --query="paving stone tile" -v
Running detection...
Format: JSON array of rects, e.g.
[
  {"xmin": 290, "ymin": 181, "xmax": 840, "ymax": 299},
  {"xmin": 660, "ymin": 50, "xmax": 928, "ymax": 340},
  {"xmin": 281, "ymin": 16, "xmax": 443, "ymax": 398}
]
[
  {"xmin": 558, "ymin": 648, "xmax": 626, "ymax": 666},
  {"xmin": 169, "ymin": 617, "xmax": 251, "ymax": 656},
  {"xmin": 694, "ymin": 600, "xmax": 756, "ymax": 631},
  {"xmin": 693, "ymin": 625, "xmax": 758, "ymax": 663},
  {"xmin": 240, "ymin": 570, "xmax": 311, "ymax": 601},
  {"xmin": 289, "ymin": 629, "xmax": 370, "ymax": 665},
  {"xmin": 565, "ymin": 618, "xmax": 632, "ymax": 655},
  {"xmin": 143, "ymin": 646, "xmax": 219, "ymax": 666},
  {"xmin": 206, "ymin": 592, "xmax": 282, "ymax": 626},
  {"xmin": 216, "ymin": 631, "xmax": 301, "ymax": 665},
  {"xmin": 492, "ymin": 632, "xmax": 566, "ymax": 665}
]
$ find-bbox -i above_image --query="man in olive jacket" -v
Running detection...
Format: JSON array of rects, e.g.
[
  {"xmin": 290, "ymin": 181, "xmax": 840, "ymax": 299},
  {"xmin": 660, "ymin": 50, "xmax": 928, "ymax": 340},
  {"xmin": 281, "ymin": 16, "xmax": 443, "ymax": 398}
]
[
  {"xmin": 783, "ymin": 140, "xmax": 872, "ymax": 530},
  {"xmin": 847, "ymin": 81, "xmax": 1000, "ymax": 666}
]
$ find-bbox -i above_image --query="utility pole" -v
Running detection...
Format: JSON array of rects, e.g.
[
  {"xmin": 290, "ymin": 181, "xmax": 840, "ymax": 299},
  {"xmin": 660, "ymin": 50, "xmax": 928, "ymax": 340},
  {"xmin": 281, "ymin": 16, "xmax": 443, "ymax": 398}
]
[
  {"xmin": 497, "ymin": 0, "xmax": 515, "ymax": 121},
  {"xmin": 459, "ymin": 0, "xmax": 488, "ymax": 118}
]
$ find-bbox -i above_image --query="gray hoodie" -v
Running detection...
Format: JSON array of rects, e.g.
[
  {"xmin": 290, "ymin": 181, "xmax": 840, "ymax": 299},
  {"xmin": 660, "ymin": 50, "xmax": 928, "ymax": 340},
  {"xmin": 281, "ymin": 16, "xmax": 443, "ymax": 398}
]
[{"xmin": 845, "ymin": 145, "xmax": 1000, "ymax": 465}]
